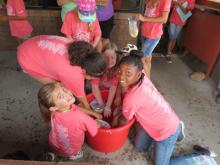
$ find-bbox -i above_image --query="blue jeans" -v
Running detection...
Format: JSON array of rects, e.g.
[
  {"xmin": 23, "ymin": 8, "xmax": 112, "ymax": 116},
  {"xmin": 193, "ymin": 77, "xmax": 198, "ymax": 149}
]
[
  {"xmin": 141, "ymin": 37, "xmax": 161, "ymax": 56},
  {"xmin": 170, "ymin": 152, "xmax": 217, "ymax": 165},
  {"xmin": 134, "ymin": 124, "xmax": 180, "ymax": 165},
  {"xmin": 168, "ymin": 23, "xmax": 183, "ymax": 40}
]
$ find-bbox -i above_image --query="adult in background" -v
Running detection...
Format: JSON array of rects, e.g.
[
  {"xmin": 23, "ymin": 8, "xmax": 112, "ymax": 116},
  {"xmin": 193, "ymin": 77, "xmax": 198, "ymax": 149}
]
[
  {"xmin": 17, "ymin": 35, "xmax": 106, "ymax": 119},
  {"xmin": 96, "ymin": 0, "xmax": 114, "ymax": 52}
]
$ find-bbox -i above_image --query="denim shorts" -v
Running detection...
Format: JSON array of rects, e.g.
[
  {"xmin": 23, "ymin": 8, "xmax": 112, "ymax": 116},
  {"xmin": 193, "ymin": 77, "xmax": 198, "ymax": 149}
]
[
  {"xmin": 141, "ymin": 37, "xmax": 161, "ymax": 56},
  {"xmin": 169, "ymin": 23, "xmax": 183, "ymax": 40}
]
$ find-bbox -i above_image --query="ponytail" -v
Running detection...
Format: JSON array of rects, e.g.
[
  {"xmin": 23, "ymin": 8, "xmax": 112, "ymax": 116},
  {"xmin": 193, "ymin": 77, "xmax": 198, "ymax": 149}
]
[{"xmin": 38, "ymin": 83, "xmax": 57, "ymax": 124}]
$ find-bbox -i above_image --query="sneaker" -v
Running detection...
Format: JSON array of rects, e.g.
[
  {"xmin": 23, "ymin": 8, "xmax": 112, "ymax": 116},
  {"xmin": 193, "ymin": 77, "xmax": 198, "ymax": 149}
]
[
  {"xmin": 193, "ymin": 145, "xmax": 218, "ymax": 158},
  {"xmin": 177, "ymin": 121, "xmax": 185, "ymax": 142},
  {"xmin": 165, "ymin": 55, "xmax": 172, "ymax": 63},
  {"xmin": 69, "ymin": 151, "xmax": 83, "ymax": 160}
]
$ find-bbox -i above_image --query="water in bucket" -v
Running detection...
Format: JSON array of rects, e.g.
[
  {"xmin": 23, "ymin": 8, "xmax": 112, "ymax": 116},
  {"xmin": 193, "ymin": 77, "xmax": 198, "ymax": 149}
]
[{"xmin": 128, "ymin": 16, "xmax": 139, "ymax": 38}]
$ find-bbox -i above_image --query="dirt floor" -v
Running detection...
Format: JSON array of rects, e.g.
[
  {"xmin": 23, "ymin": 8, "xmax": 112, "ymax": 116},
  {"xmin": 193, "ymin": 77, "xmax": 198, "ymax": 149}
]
[{"xmin": 0, "ymin": 51, "xmax": 219, "ymax": 164}]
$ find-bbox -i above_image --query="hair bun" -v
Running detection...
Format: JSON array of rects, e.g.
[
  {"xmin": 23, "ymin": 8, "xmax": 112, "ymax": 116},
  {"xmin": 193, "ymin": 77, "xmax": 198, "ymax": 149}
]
[{"xmin": 130, "ymin": 50, "xmax": 144, "ymax": 58}]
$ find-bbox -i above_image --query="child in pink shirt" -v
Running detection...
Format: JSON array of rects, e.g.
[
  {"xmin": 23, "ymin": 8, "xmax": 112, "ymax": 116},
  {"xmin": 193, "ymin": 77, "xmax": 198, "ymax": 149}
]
[
  {"xmin": 38, "ymin": 82, "xmax": 100, "ymax": 160},
  {"xmin": 61, "ymin": 0, "xmax": 101, "ymax": 49},
  {"xmin": 118, "ymin": 52, "xmax": 185, "ymax": 164},
  {"xmin": 91, "ymin": 42, "xmax": 119, "ymax": 118},
  {"xmin": 166, "ymin": 0, "xmax": 195, "ymax": 63},
  {"xmin": 0, "ymin": 0, "xmax": 33, "ymax": 42},
  {"xmin": 18, "ymin": 35, "xmax": 106, "ymax": 119},
  {"xmin": 136, "ymin": 0, "xmax": 172, "ymax": 78}
]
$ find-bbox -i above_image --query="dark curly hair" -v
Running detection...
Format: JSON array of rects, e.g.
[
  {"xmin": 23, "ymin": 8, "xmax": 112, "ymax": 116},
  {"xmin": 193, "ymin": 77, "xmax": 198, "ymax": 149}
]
[{"xmin": 68, "ymin": 41, "xmax": 107, "ymax": 77}]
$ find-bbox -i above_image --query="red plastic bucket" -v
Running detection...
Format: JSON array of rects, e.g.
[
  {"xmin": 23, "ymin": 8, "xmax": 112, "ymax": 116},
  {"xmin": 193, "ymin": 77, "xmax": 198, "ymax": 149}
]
[{"xmin": 86, "ymin": 90, "xmax": 135, "ymax": 153}]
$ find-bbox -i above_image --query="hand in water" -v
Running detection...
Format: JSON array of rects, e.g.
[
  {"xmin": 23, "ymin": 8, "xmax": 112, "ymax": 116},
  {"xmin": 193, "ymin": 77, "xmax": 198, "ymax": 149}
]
[
  {"xmin": 94, "ymin": 112, "xmax": 103, "ymax": 120},
  {"xmin": 114, "ymin": 96, "xmax": 122, "ymax": 107},
  {"xmin": 103, "ymin": 105, "xmax": 112, "ymax": 118}
]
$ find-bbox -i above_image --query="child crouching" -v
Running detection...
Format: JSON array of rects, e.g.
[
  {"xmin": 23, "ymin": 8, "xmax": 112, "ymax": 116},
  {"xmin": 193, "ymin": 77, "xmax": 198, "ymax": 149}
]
[{"xmin": 38, "ymin": 82, "xmax": 99, "ymax": 160}]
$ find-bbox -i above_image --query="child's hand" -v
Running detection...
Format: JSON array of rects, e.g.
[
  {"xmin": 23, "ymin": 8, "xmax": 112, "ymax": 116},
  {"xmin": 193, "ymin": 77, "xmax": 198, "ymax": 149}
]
[
  {"xmin": 94, "ymin": 112, "xmax": 103, "ymax": 120},
  {"xmin": 114, "ymin": 96, "xmax": 122, "ymax": 107},
  {"xmin": 111, "ymin": 116, "xmax": 119, "ymax": 128},
  {"xmin": 96, "ymin": 121, "xmax": 101, "ymax": 128},
  {"xmin": 135, "ymin": 14, "xmax": 144, "ymax": 22},
  {"xmin": 103, "ymin": 105, "xmax": 112, "ymax": 118},
  {"xmin": 173, "ymin": 0, "xmax": 180, "ymax": 6}
]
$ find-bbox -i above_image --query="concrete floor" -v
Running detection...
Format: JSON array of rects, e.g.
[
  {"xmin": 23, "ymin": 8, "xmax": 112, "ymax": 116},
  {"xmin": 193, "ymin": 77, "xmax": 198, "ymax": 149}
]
[{"xmin": 0, "ymin": 51, "xmax": 219, "ymax": 164}]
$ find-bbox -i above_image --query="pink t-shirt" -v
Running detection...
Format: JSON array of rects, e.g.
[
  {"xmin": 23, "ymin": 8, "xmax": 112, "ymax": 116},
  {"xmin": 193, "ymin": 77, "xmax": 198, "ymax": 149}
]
[
  {"xmin": 61, "ymin": 10, "xmax": 101, "ymax": 44},
  {"xmin": 49, "ymin": 104, "xmax": 98, "ymax": 157},
  {"xmin": 91, "ymin": 71, "xmax": 119, "ymax": 89},
  {"xmin": 6, "ymin": 0, "xmax": 33, "ymax": 37},
  {"xmin": 17, "ymin": 35, "xmax": 85, "ymax": 97},
  {"xmin": 122, "ymin": 75, "xmax": 180, "ymax": 141},
  {"xmin": 141, "ymin": 0, "xmax": 171, "ymax": 39},
  {"xmin": 169, "ymin": 0, "xmax": 195, "ymax": 26}
]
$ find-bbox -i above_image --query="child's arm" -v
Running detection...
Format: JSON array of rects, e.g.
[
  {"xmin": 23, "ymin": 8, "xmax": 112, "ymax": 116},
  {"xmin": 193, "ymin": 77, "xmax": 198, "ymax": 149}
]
[
  {"xmin": 104, "ymin": 85, "xmax": 117, "ymax": 118},
  {"xmin": 66, "ymin": 35, "xmax": 74, "ymax": 41},
  {"xmin": 111, "ymin": 113, "xmax": 129, "ymax": 128},
  {"xmin": 92, "ymin": 36, "xmax": 101, "ymax": 49},
  {"xmin": 91, "ymin": 84, "xmax": 104, "ymax": 106},
  {"xmin": 118, "ymin": 115, "xmax": 129, "ymax": 126},
  {"xmin": 136, "ymin": 11, "xmax": 169, "ymax": 24},
  {"xmin": 92, "ymin": 19, "xmax": 102, "ymax": 48},
  {"xmin": 78, "ymin": 94, "xmax": 102, "ymax": 119},
  {"xmin": 77, "ymin": 105, "xmax": 103, "ymax": 119},
  {"xmin": 114, "ymin": 84, "xmax": 122, "ymax": 107}
]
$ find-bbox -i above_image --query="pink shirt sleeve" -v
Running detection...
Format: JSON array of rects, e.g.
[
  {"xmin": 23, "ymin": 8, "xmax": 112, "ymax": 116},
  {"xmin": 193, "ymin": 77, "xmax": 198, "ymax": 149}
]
[
  {"xmin": 160, "ymin": 0, "xmax": 172, "ymax": 12},
  {"xmin": 13, "ymin": 0, "xmax": 27, "ymax": 16},
  {"xmin": 122, "ymin": 98, "xmax": 137, "ymax": 120},
  {"xmin": 61, "ymin": 11, "xmax": 74, "ymax": 37},
  {"xmin": 60, "ymin": 70, "xmax": 85, "ymax": 97},
  {"xmin": 83, "ymin": 114, "xmax": 98, "ymax": 137}
]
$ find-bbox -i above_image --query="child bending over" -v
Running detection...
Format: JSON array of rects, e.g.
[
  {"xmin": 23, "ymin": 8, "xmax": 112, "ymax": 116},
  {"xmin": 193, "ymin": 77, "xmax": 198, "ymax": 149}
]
[{"xmin": 38, "ymin": 82, "xmax": 100, "ymax": 160}]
